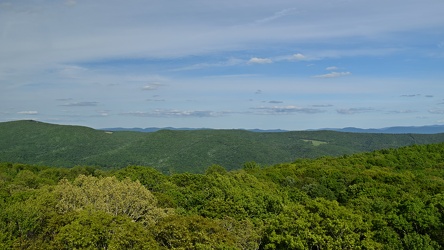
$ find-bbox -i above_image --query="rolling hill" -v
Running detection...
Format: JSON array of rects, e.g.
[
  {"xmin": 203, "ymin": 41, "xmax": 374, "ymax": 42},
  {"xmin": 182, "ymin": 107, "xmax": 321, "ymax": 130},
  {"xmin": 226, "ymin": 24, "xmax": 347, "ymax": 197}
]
[{"xmin": 2, "ymin": 120, "xmax": 444, "ymax": 173}]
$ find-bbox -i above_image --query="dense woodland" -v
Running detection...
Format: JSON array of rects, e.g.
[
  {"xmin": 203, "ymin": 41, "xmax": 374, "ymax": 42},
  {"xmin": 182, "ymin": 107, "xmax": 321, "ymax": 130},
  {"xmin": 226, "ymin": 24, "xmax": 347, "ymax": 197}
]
[
  {"xmin": 1, "ymin": 142, "xmax": 444, "ymax": 249},
  {"xmin": 3, "ymin": 120, "xmax": 444, "ymax": 173}
]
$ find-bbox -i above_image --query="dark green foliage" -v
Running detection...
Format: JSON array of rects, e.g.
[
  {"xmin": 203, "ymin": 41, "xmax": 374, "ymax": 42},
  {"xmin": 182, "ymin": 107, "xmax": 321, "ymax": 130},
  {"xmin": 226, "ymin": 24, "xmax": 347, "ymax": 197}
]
[
  {"xmin": 1, "ymin": 142, "xmax": 444, "ymax": 249},
  {"xmin": 3, "ymin": 120, "xmax": 444, "ymax": 173}
]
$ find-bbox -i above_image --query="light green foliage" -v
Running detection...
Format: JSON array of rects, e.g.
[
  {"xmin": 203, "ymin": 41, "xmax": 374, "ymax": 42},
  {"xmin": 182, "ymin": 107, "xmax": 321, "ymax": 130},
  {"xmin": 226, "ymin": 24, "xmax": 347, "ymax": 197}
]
[{"xmin": 55, "ymin": 175, "xmax": 170, "ymax": 225}]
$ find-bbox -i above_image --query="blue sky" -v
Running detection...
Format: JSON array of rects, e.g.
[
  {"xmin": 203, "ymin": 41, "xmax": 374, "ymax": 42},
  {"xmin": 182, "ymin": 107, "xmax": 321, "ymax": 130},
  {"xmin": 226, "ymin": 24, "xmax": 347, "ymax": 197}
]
[{"xmin": 1, "ymin": 0, "xmax": 444, "ymax": 130}]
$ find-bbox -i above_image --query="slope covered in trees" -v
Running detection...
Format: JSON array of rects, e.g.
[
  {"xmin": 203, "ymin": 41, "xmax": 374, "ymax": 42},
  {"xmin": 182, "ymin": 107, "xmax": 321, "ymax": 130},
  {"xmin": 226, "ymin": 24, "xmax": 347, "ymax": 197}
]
[
  {"xmin": 2, "ymin": 120, "xmax": 444, "ymax": 173},
  {"xmin": 1, "ymin": 142, "xmax": 444, "ymax": 249}
]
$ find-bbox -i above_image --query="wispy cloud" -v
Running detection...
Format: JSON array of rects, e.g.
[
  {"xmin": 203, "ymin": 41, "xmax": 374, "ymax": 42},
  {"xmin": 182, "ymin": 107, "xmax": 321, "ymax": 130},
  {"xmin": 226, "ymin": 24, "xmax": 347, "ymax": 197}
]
[
  {"xmin": 400, "ymin": 94, "xmax": 420, "ymax": 97},
  {"xmin": 17, "ymin": 111, "xmax": 38, "ymax": 115},
  {"xmin": 314, "ymin": 72, "xmax": 351, "ymax": 78},
  {"xmin": 96, "ymin": 110, "xmax": 109, "ymax": 117},
  {"xmin": 312, "ymin": 104, "xmax": 333, "ymax": 108},
  {"xmin": 387, "ymin": 110, "xmax": 417, "ymax": 114},
  {"xmin": 170, "ymin": 58, "xmax": 244, "ymax": 71},
  {"xmin": 60, "ymin": 101, "xmax": 99, "ymax": 107},
  {"xmin": 58, "ymin": 65, "xmax": 88, "ymax": 79},
  {"xmin": 179, "ymin": 58, "xmax": 245, "ymax": 71},
  {"xmin": 56, "ymin": 98, "xmax": 74, "ymax": 101},
  {"xmin": 121, "ymin": 109, "xmax": 220, "ymax": 118},
  {"xmin": 429, "ymin": 109, "xmax": 444, "ymax": 114},
  {"xmin": 173, "ymin": 53, "xmax": 315, "ymax": 71},
  {"xmin": 255, "ymin": 8, "xmax": 299, "ymax": 24},
  {"xmin": 146, "ymin": 98, "xmax": 165, "ymax": 102},
  {"xmin": 252, "ymin": 105, "xmax": 325, "ymax": 115},
  {"xmin": 142, "ymin": 83, "xmax": 164, "ymax": 91},
  {"xmin": 337, "ymin": 107, "xmax": 375, "ymax": 115}
]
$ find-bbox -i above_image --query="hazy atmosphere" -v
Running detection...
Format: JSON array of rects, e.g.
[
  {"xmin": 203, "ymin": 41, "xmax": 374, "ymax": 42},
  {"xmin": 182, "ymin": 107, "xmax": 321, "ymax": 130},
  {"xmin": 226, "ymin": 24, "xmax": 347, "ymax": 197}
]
[{"xmin": 1, "ymin": 0, "xmax": 444, "ymax": 130}]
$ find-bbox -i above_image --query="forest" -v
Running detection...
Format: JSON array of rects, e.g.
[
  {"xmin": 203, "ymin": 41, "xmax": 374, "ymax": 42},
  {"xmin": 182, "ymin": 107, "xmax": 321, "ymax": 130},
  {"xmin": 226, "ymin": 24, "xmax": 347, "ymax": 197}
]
[
  {"xmin": 3, "ymin": 120, "xmax": 444, "ymax": 174},
  {"xmin": 1, "ymin": 142, "xmax": 444, "ymax": 249}
]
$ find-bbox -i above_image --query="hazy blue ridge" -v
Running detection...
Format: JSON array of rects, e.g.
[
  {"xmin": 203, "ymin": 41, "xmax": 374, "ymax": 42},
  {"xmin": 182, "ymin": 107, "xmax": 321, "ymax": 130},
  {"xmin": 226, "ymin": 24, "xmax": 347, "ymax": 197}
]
[
  {"xmin": 102, "ymin": 125, "xmax": 444, "ymax": 134},
  {"xmin": 322, "ymin": 125, "xmax": 444, "ymax": 134}
]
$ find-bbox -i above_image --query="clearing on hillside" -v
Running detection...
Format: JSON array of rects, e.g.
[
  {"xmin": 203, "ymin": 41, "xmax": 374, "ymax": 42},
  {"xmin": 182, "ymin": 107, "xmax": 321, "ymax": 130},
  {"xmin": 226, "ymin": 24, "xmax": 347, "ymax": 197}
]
[{"xmin": 302, "ymin": 139, "xmax": 328, "ymax": 146}]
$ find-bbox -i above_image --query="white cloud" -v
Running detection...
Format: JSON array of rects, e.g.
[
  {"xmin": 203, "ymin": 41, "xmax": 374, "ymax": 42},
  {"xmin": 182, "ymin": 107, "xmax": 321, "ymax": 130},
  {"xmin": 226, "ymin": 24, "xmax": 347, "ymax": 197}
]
[
  {"xmin": 248, "ymin": 57, "xmax": 273, "ymax": 64},
  {"xmin": 142, "ymin": 83, "xmax": 163, "ymax": 91},
  {"xmin": 17, "ymin": 111, "xmax": 38, "ymax": 115},
  {"xmin": 326, "ymin": 66, "xmax": 338, "ymax": 71},
  {"xmin": 290, "ymin": 53, "xmax": 309, "ymax": 61},
  {"xmin": 313, "ymin": 72, "xmax": 351, "ymax": 78}
]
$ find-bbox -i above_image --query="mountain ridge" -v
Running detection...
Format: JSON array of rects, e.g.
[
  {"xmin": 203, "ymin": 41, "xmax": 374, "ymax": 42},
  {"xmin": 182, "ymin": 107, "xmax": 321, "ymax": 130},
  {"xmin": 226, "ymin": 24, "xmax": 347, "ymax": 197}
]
[
  {"xmin": 102, "ymin": 124, "xmax": 444, "ymax": 134},
  {"xmin": 321, "ymin": 125, "xmax": 444, "ymax": 134},
  {"xmin": 2, "ymin": 120, "xmax": 444, "ymax": 173}
]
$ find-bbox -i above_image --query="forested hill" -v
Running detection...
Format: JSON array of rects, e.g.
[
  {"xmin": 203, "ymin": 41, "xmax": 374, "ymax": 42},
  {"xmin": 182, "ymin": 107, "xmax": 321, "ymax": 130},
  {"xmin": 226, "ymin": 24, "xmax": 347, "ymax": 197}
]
[
  {"xmin": 1, "ymin": 143, "xmax": 444, "ymax": 249},
  {"xmin": 2, "ymin": 120, "xmax": 444, "ymax": 173}
]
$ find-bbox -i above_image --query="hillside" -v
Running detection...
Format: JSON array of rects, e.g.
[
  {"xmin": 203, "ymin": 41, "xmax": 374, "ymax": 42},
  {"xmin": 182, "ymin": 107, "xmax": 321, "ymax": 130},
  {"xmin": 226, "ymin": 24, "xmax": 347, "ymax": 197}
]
[{"xmin": 2, "ymin": 120, "xmax": 444, "ymax": 173}]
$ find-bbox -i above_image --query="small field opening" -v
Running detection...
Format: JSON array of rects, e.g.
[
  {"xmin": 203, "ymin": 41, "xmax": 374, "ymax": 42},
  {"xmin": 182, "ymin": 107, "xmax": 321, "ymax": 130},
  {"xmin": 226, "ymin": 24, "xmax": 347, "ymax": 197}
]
[{"xmin": 302, "ymin": 139, "xmax": 327, "ymax": 146}]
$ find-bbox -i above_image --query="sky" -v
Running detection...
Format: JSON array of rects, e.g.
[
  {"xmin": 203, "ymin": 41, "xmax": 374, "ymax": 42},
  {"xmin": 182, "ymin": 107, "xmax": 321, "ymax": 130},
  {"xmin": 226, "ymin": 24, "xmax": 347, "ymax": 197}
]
[{"xmin": 1, "ymin": 0, "xmax": 444, "ymax": 130}]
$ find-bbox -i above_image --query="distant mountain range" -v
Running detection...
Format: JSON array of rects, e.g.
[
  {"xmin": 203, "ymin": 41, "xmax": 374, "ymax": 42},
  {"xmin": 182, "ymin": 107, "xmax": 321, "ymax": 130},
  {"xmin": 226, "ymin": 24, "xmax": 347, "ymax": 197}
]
[
  {"xmin": 322, "ymin": 125, "xmax": 444, "ymax": 134},
  {"xmin": 100, "ymin": 127, "xmax": 289, "ymax": 133},
  {"xmin": 102, "ymin": 125, "xmax": 444, "ymax": 134}
]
